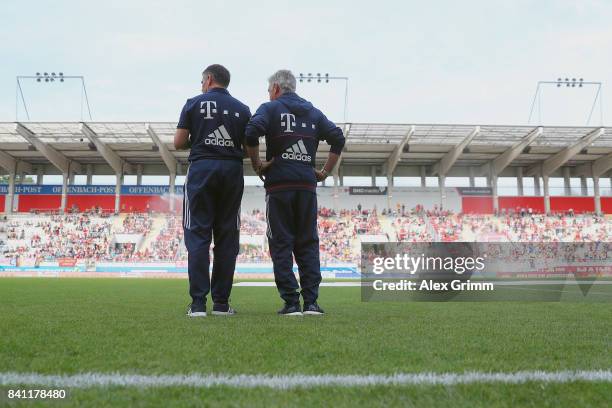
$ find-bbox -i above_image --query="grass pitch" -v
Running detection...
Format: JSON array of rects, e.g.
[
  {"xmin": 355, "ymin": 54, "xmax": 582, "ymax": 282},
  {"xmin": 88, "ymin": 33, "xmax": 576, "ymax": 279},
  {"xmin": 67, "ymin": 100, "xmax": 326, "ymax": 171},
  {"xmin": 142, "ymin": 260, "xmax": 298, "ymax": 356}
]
[{"xmin": 0, "ymin": 278, "xmax": 611, "ymax": 407}]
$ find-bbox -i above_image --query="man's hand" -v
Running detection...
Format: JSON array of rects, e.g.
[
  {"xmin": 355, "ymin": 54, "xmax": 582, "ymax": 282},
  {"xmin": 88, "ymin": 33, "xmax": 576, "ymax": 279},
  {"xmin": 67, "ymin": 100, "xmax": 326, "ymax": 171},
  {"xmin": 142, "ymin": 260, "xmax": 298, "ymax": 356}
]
[
  {"xmin": 246, "ymin": 144, "xmax": 273, "ymax": 181},
  {"xmin": 315, "ymin": 168, "xmax": 329, "ymax": 182},
  {"xmin": 316, "ymin": 153, "xmax": 339, "ymax": 183},
  {"xmin": 174, "ymin": 128, "xmax": 191, "ymax": 150},
  {"xmin": 254, "ymin": 158, "xmax": 274, "ymax": 181}
]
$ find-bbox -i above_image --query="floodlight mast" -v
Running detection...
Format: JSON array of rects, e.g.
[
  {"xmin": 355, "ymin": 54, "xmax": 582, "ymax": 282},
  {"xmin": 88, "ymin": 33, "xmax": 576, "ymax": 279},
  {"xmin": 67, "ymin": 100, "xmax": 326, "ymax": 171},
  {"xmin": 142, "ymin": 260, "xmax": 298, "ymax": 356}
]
[
  {"xmin": 16, "ymin": 72, "xmax": 93, "ymax": 121},
  {"xmin": 298, "ymin": 73, "xmax": 349, "ymax": 122},
  {"xmin": 528, "ymin": 78, "xmax": 603, "ymax": 126}
]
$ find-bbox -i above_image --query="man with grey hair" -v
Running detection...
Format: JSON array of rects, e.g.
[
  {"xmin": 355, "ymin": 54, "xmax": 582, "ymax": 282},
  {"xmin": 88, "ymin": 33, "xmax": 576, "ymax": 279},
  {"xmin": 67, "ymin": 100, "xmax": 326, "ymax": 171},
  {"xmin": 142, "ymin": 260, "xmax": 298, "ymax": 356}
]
[{"xmin": 245, "ymin": 70, "xmax": 345, "ymax": 315}]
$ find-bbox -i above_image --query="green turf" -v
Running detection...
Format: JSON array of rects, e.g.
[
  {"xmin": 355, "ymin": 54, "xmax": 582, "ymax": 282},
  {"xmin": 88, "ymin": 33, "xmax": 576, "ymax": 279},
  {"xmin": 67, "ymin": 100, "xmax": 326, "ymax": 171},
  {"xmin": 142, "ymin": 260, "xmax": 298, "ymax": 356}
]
[{"xmin": 0, "ymin": 278, "xmax": 611, "ymax": 407}]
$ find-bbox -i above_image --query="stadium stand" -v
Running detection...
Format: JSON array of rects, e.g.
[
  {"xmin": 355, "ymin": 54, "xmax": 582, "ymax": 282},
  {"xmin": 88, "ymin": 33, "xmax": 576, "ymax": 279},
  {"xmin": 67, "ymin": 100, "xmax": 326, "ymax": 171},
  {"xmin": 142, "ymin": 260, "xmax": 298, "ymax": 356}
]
[
  {"xmin": 2, "ymin": 207, "xmax": 611, "ymax": 266},
  {"xmin": 1, "ymin": 122, "xmax": 611, "ymax": 270},
  {"xmin": 1, "ymin": 122, "xmax": 612, "ymax": 217}
]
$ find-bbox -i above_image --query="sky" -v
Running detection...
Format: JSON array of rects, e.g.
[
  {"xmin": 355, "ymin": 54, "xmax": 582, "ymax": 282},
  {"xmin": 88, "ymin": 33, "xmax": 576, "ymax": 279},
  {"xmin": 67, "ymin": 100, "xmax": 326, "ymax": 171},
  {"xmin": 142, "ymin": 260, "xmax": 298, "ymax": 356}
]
[{"xmin": 1, "ymin": 0, "xmax": 611, "ymax": 126}]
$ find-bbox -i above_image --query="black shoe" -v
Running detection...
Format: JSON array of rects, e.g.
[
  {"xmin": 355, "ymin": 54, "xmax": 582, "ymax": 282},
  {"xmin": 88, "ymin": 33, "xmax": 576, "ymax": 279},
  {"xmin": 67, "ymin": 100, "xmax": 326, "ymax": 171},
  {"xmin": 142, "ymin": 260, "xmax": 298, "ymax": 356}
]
[
  {"xmin": 186, "ymin": 301, "xmax": 206, "ymax": 317},
  {"xmin": 303, "ymin": 303, "xmax": 325, "ymax": 315},
  {"xmin": 278, "ymin": 303, "xmax": 303, "ymax": 316},
  {"xmin": 212, "ymin": 303, "xmax": 236, "ymax": 316}
]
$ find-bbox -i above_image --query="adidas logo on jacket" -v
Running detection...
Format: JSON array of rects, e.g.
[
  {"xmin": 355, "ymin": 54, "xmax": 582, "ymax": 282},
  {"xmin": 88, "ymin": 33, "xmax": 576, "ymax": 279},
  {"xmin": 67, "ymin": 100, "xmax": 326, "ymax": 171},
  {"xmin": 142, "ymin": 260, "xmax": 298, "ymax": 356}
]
[
  {"xmin": 282, "ymin": 140, "xmax": 311, "ymax": 162},
  {"xmin": 205, "ymin": 125, "xmax": 235, "ymax": 147}
]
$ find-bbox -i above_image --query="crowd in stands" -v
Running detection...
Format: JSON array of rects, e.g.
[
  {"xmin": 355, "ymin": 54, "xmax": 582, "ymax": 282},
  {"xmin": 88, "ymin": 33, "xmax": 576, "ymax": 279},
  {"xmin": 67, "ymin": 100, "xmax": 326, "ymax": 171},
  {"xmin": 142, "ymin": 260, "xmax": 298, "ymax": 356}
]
[
  {"xmin": 241, "ymin": 210, "xmax": 266, "ymax": 235},
  {"xmin": 237, "ymin": 244, "xmax": 270, "ymax": 263},
  {"xmin": 318, "ymin": 209, "xmax": 355, "ymax": 263},
  {"xmin": 392, "ymin": 214, "xmax": 433, "ymax": 242},
  {"xmin": 147, "ymin": 215, "xmax": 182, "ymax": 261},
  {"xmin": 478, "ymin": 241, "xmax": 610, "ymax": 265},
  {"xmin": 1, "ymin": 205, "xmax": 611, "ymax": 265},
  {"xmin": 352, "ymin": 209, "xmax": 383, "ymax": 236},
  {"xmin": 117, "ymin": 213, "xmax": 153, "ymax": 235},
  {"xmin": 2, "ymin": 213, "xmax": 113, "ymax": 262}
]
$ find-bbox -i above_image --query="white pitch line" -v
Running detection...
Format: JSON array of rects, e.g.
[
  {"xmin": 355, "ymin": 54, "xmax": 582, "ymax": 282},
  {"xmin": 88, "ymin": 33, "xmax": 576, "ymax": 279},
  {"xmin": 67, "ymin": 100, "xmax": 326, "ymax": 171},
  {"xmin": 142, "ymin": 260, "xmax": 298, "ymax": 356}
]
[{"xmin": 0, "ymin": 371, "xmax": 611, "ymax": 389}]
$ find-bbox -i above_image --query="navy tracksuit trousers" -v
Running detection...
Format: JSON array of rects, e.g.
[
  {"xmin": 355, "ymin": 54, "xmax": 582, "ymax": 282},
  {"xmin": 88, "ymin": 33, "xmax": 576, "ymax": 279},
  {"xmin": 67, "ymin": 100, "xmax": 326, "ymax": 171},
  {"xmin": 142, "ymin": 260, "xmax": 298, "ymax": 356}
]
[
  {"xmin": 266, "ymin": 190, "xmax": 321, "ymax": 305},
  {"xmin": 183, "ymin": 159, "xmax": 243, "ymax": 305}
]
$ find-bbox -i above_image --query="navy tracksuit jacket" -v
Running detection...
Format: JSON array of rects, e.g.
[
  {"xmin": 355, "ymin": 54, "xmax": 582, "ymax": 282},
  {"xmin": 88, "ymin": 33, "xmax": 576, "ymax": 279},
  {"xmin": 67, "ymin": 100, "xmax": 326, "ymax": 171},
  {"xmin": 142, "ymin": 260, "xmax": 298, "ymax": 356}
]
[
  {"xmin": 177, "ymin": 87, "xmax": 251, "ymax": 305},
  {"xmin": 245, "ymin": 92, "xmax": 345, "ymax": 305}
]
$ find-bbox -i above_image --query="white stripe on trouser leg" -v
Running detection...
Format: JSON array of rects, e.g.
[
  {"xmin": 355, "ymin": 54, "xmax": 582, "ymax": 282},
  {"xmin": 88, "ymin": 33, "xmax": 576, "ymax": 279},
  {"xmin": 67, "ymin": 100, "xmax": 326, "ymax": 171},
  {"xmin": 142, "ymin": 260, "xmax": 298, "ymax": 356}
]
[
  {"xmin": 183, "ymin": 172, "xmax": 188, "ymax": 229},
  {"xmin": 265, "ymin": 195, "xmax": 272, "ymax": 239},
  {"xmin": 184, "ymin": 164, "xmax": 191, "ymax": 230},
  {"xmin": 183, "ymin": 183, "xmax": 187, "ymax": 229},
  {"xmin": 187, "ymin": 169, "xmax": 191, "ymax": 230},
  {"xmin": 187, "ymin": 165, "xmax": 191, "ymax": 230},
  {"xmin": 183, "ymin": 181, "xmax": 187, "ymax": 228},
  {"xmin": 183, "ymin": 166, "xmax": 186, "ymax": 228}
]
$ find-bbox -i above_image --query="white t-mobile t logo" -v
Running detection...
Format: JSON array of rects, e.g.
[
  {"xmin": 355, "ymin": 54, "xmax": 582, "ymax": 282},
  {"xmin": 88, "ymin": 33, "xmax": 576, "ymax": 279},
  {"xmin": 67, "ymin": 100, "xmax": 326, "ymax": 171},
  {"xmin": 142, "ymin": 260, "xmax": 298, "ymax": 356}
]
[
  {"xmin": 280, "ymin": 113, "xmax": 296, "ymax": 133},
  {"xmin": 200, "ymin": 101, "xmax": 217, "ymax": 119}
]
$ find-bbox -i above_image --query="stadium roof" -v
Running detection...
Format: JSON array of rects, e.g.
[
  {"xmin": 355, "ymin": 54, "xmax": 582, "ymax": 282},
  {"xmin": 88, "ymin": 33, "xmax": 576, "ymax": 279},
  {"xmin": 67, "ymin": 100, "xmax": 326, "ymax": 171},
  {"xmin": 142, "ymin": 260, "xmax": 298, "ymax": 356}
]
[{"xmin": 0, "ymin": 122, "xmax": 610, "ymax": 178}]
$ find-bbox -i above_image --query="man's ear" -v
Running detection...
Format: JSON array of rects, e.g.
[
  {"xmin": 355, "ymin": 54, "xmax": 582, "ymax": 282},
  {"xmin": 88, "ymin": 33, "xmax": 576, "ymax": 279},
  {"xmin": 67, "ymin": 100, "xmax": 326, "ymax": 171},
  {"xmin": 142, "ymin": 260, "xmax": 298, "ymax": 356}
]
[{"xmin": 202, "ymin": 75, "xmax": 211, "ymax": 91}]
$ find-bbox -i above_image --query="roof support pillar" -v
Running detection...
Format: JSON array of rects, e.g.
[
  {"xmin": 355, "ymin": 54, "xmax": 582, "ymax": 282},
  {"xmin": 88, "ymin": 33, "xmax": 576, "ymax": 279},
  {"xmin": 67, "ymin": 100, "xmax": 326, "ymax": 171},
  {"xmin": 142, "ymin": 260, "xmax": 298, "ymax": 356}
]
[
  {"xmin": 146, "ymin": 124, "xmax": 177, "ymax": 177},
  {"xmin": 439, "ymin": 174, "xmax": 446, "ymax": 210},
  {"xmin": 420, "ymin": 166, "xmax": 426, "ymax": 188},
  {"xmin": 16, "ymin": 123, "xmax": 81, "ymax": 175},
  {"xmin": 136, "ymin": 164, "xmax": 143, "ymax": 185},
  {"xmin": 169, "ymin": 172, "xmax": 176, "ymax": 212},
  {"xmin": 543, "ymin": 175, "xmax": 550, "ymax": 214},
  {"xmin": 387, "ymin": 174, "xmax": 393, "ymax": 211},
  {"xmin": 431, "ymin": 126, "xmax": 479, "ymax": 176},
  {"xmin": 60, "ymin": 173, "xmax": 69, "ymax": 213},
  {"xmin": 0, "ymin": 148, "xmax": 32, "ymax": 175},
  {"xmin": 115, "ymin": 174, "xmax": 123, "ymax": 214},
  {"xmin": 492, "ymin": 174, "xmax": 499, "ymax": 214},
  {"xmin": 526, "ymin": 128, "xmax": 604, "ymax": 177},
  {"xmin": 594, "ymin": 175, "xmax": 601, "ymax": 215},
  {"xmin": 516, "ymin": 167, "xmax": 524, "ymax": 196},
  {"xmin": 485, "ymin": 127, "xmax": 542, "ymax": 176},
  {"xmin": 563, "ymin": 167, "xmax": 571, "ymax": 196},
  {"xmin": 5, "ymin": 173, "xmax": 15, "ymax": 214},
  {"xmin": 86, "ymin": 164, "xmax": 93, "ymax": 185},
  {"xmin": 385, "ymin": 125, "xmax": 414, "ymax": 176}
]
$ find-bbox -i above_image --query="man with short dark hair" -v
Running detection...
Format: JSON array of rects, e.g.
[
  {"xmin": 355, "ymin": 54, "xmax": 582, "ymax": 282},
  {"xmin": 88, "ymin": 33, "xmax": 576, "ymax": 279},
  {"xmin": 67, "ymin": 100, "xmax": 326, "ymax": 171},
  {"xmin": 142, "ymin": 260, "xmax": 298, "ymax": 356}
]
[
  {"xmin": 245, "ymin": 69, "xmax": 345, "ymax": 316},
  {"xmin": 175, "ymin": 64, "xmax": 250, "ymax": 317}
]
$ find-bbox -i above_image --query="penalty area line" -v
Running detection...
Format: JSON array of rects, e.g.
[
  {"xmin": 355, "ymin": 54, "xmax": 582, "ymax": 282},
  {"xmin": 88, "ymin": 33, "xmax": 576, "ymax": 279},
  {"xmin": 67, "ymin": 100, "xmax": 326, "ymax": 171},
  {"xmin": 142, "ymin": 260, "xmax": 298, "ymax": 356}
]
[{"xmin": 0, "ymin": 370, "xmax": 611, "ymax": 389}]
